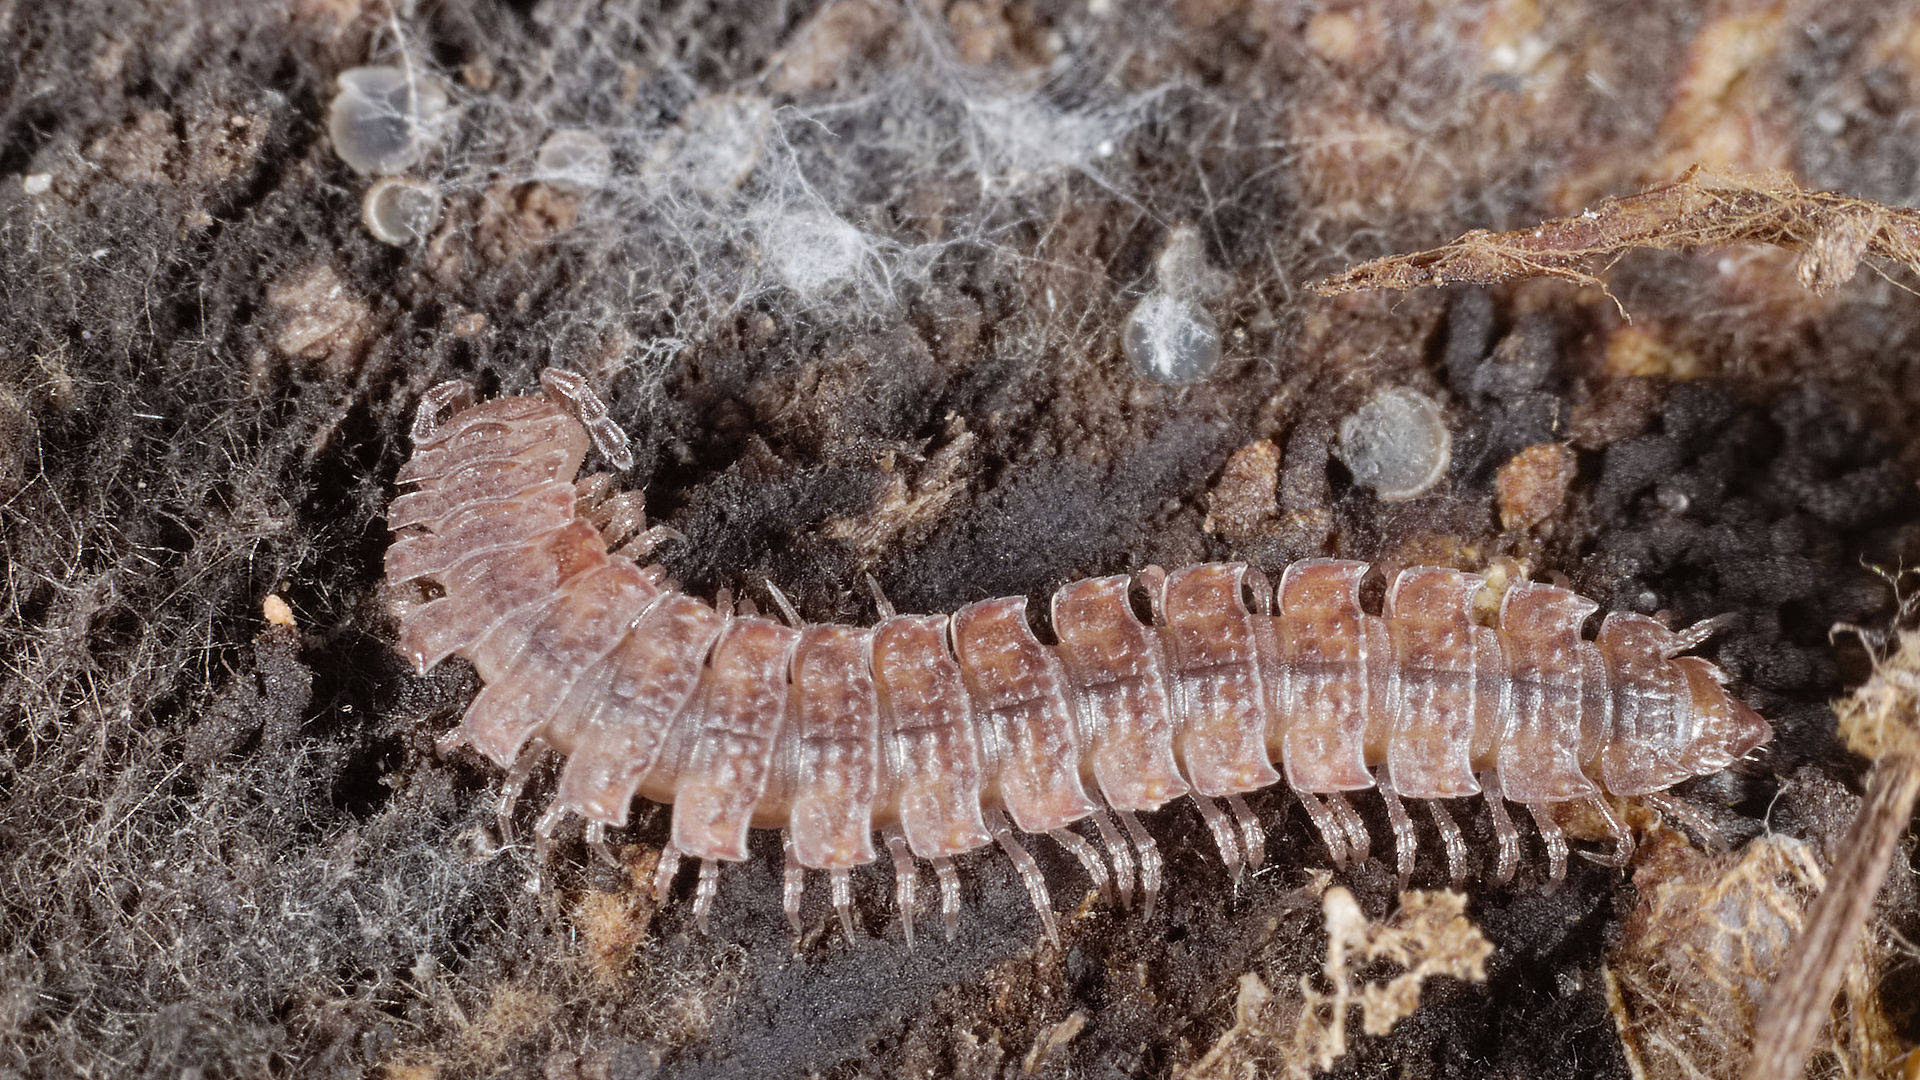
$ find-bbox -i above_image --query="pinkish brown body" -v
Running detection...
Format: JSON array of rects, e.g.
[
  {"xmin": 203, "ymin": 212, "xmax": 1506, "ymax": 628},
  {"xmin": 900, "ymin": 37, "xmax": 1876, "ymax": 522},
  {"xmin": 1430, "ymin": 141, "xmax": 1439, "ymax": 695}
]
[{"xmin": 386, "ymin": 371, "xmax": 1771, "ymax": 943}]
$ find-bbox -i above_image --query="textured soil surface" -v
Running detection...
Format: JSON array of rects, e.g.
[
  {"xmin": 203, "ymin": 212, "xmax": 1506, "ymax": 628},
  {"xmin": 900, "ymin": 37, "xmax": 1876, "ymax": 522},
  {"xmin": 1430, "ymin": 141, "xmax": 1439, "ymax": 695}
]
[{"xmin": 3, "ymin": 2, "xmax": 1920, "ymax": 1078}]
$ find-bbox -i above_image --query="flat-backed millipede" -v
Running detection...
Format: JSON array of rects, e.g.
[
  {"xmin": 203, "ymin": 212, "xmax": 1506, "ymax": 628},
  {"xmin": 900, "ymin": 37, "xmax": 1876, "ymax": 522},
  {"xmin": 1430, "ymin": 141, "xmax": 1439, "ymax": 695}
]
[{"xmin": 384, "ymin": 368, "xmax": 1772, "ymax": 945}]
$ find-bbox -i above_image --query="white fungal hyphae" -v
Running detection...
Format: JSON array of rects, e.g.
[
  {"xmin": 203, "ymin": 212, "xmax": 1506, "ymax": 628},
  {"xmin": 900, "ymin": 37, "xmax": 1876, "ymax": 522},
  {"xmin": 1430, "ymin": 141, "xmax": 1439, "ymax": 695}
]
[
  {"xmin": 1336, "ymin": 387, "xmax": 1452, "ymax": 501},
  {"xmin": 534, "ymin": 129, "xmax": 613, "ymax": 189},
  {"xmin": 361, "ymin": 177, "xmax": 443, "ymax": 245},
  {"xmin": 1122, "ymin": 291, "xmax": 1222, "ymax": 385},
  {"xmin": 647, "ymin": 94, "xmax": 773, "ymax": 197},
  {"xmin": 328, "ymin": 65, "xmax": 451, "ymax": 176}
]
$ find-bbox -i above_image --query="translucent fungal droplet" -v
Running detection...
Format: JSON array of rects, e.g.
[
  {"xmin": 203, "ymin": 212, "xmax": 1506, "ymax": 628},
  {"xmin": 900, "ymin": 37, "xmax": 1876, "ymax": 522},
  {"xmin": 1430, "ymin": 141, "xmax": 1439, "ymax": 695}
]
[
  {"xmin": 760, "ymin": 210, "xmax": 869, "ymax": 296},
  {"xmin": 328, "ymin": 65, "xmax": 450, "ymax": 175},
  {"xmin": 1122, "ymin": 292, "xmax": 1221, "ymax": 385},
  {"xmin": 362, "ymin": 177, "xmax": 443, "ymax": 245},
  {"xmin": 1336, "ymin": 387, "xmax": 1452, "ymax": 501},
  {"xmin": 535, "ymin": 128, "xmax": 613, "ymax": 189},
  {"xmin": 1153, "ymin": 225, "xmax": 1226, "ymax": 302}
]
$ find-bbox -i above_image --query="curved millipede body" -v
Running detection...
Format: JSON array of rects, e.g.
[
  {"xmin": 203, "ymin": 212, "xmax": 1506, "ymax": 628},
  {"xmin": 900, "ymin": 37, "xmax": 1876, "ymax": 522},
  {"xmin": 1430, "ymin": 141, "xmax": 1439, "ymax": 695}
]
[{"xmin": 385, "ymin": 370, "xmax": 1772, "ymax": 943}]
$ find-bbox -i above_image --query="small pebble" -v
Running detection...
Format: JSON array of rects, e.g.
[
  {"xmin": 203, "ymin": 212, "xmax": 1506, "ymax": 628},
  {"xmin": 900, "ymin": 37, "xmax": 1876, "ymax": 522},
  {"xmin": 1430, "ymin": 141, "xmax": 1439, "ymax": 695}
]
[
  {"xmin": 535, "ymin": 128, "xmax": 613, "ymax": 188},
  {"xmin": 361, "ymin": 177, "xmax": 443, "ymax": 245},
  {"xmin": 1122, "ymin": 292, "xmax": 1221, "ymax": 385},
  {"xmin": 328, "ymin": 65, "xmax": 450, "ymax": 175},
  {"xmin": 1495, "ymin": 442, "xmax": 1577, "ymax": 530},
  {"xmin": 1204, "ymin": 438, "xmax": 1281, "ymax": 540},
  {"xmin": 1336, "ymin": 386, "xmax": 1451, "ymax": 501}
]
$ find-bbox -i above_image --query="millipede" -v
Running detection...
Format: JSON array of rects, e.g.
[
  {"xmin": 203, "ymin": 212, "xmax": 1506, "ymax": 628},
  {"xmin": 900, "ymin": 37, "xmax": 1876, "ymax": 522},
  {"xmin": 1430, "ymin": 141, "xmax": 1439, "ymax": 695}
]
[{"xmin": 384, "ymin": 368, "xmax": 1772, "ymax": 945}]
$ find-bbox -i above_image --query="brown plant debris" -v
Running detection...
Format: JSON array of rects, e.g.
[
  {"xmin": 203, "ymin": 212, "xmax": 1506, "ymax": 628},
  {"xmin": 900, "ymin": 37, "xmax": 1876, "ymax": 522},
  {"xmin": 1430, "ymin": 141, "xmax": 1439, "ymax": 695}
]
[
  {"xmin": 1183, "ymin": 887, "xmax": 1491, "ymax": 1080},
  {"xmin": 1745, "ymin": 626, "xmax": 1920, "ymax": 1080},
  {"xmin": 1311, "ymin": 166, "xmax": 1920, "ymax": 309},
  {"xmin": 1606, "ymin": 826, "xmax": 1903, "ymax": 1080}
]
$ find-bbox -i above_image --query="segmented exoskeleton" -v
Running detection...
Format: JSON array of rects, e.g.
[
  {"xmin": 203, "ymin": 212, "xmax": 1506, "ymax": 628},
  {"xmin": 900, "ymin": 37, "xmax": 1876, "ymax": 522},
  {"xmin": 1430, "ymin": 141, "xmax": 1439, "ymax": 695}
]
[{"xmin": 385, "ymin": 370, "xmax": 1771, "ymax": 944}]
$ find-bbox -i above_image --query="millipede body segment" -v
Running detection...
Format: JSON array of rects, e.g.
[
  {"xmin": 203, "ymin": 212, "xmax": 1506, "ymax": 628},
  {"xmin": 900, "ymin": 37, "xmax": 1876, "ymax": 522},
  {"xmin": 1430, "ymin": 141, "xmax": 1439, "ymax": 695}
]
[{"xmin": 385, "ymin": 370, "xmax": 1772, "ymax": 943}]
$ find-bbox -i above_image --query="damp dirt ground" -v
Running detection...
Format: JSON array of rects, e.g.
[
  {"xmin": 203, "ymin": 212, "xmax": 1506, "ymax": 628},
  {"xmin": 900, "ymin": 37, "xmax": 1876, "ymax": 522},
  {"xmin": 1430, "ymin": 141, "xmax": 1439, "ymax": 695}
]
[{"xmin": 3, "ymin": 2, "xmax": 1919, "ymax": 1078}]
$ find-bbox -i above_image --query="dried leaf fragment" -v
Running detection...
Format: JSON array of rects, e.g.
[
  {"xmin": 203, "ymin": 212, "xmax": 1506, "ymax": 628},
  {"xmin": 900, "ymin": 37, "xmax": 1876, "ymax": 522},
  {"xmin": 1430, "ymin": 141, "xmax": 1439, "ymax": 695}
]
[{"xmin": 1312, "ymin": 166, "xmax": 1920, "ymax": 309}]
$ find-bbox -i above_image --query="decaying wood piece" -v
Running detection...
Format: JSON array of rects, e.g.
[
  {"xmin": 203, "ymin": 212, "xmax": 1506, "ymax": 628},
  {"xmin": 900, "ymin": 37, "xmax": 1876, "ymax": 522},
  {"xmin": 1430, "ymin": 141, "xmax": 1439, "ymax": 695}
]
[
  {"xmin": 1312, "ymin": 166, "xmax": 1920, "ymax": 310},
  {"xmin": 1745, "ymin": 627, "xmax": 1920, "ymax": 1080}
]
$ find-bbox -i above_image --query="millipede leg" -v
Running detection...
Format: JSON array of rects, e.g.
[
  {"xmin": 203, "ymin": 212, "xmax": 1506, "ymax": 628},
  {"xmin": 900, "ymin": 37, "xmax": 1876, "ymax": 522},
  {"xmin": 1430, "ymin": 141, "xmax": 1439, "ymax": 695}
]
[
  {"xmin": 1480, "ymin": 774, "xmax": 1520, "ymax": 885},
  {"xmin": 782, "ymin": 832, "xmax": 805, "ymax": 937},
  {"xmin": 1578, "ymin": 796, "xmax": 1635, "ymax": 867},
  {"xmin": 1526, "ymin": 804, "xmax": 1569, "ymax": 883},
  {"xmin": 496, "ymin": 739, "xmax": 548, "ymax": 845},
  {"xmin": 692, "ymin": 860, "xmax": 720, "ymax": 933},
  {"xmin": 531, "ymin": 802, "xmax": 566, "ymax": 891},
  {"xmin": 613, "ymin": 523, "xmax": 686, "ymax": 563},
  {"xmin": 1226, "ymin": 795, "xmax": 1266, "ymax": 872},
  {"xmin": 1376, "ymin": 773, "xmax": 1415, "ymax": 892},
  {"xmin": 652, "ymin": 843, "xmax": 684, "ymax": 905},
  {"xmin": 434, "ymin": 725, "xmax": 468, "ymax": 756},
  {"xmin": 885, "ymin": 827, "xmax": 918, "ymax": 948},
  {"xmin": 932, "ymin": 856, "xmax": 962, "ymax": 941},
  {"xmin": 1668, "ymin": 612, "xmax": 1735, "ymax": 654},
  {"xmin": 988, "ymin": 810, "xmax": 1059, "ymax": 947},
  {"xmin": 1191, "ymin": 794, "xmax": 1245, "ymax": 886},
  {"xmin": 1297, "ymin": 792, "xmax": 1351, "ymax": 868},
  {"xmin": 1050, "ymin": 826, "xmax": 1113, "ymax": 905},
  {"xmin": 864, "ymin": 573, "xmax": 895, "ymax": 619},
  {"xmin": 1119, "ymin": 811, "xmax": 1162, "ymax": 923},
  {"xmin": 1644, "ymin": 791, "xmax": 1726, "ymax": 852},
  {"xmin": 584, "ymin": 820, "xmax": 620, "ymax": 869},
  {"xmin": 1328, "ymin": 792, "xmax": 1370, "ymax": 864},
  {"xmin": 830, "ymin": 868, "xmax": 857, "ymax": 942},
  {"xmin": 1428, "ymin": 799, "xmax": 1467, "ymax": 886},
  {"xmin": 765, "ymin": 580, "xmax": 803, "ymax": 626},
  {"xmin": 573, "ymin": 470, "xmax": 613, "ymax": 506},
  {"xmin": 596, "ymin": 492, "xmax": 651, "ymax": 550},
  {"xmin": 1091, "ymin": 810, "xmax": 1137, "ymax": 910}
]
